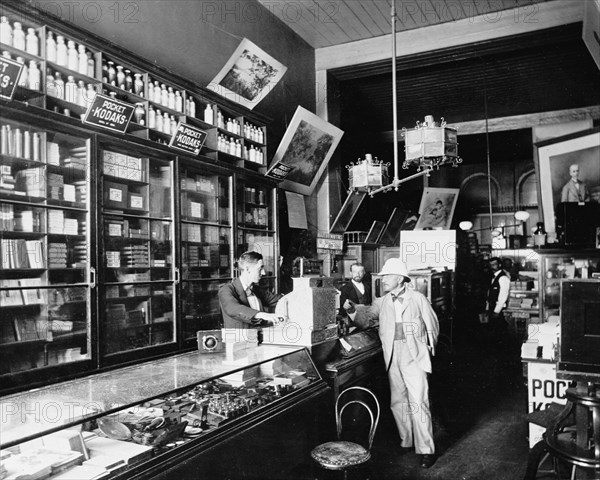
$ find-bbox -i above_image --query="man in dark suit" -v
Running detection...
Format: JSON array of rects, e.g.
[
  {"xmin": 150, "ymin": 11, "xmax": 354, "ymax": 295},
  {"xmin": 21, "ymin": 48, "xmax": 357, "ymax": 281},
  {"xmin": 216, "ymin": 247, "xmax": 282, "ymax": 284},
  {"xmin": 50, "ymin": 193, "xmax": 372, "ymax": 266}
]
[
  {"xmin": 218, "ymin": 251, "xmax": 285, "ymax": 329},
  {"xmin": 339, "ymin": 263, "xmax": 371, "ymax": 316}
]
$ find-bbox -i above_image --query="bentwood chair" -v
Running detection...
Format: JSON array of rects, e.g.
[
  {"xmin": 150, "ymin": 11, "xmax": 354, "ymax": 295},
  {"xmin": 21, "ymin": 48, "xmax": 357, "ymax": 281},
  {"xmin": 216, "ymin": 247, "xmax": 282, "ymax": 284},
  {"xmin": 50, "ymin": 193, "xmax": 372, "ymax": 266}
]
[{"xmin": 311, "ymin": 386, "xmax": 380, "ymax": 479}]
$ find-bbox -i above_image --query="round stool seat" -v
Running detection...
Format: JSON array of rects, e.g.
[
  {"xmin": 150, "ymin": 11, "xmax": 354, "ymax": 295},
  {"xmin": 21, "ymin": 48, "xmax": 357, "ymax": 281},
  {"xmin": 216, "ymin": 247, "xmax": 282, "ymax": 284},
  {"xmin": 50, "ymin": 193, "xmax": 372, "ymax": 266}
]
[{"xmin": 311, "ymin": 441, "xmax": 371, "ymax": 470}]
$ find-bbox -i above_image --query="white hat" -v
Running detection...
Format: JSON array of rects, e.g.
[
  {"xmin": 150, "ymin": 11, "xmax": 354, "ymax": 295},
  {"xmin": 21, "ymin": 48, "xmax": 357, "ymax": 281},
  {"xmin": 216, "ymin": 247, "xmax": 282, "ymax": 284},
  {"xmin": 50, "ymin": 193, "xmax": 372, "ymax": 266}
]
[{"xmin": 377, "ymin": 258, "xmax": 411, "ymax": 281}]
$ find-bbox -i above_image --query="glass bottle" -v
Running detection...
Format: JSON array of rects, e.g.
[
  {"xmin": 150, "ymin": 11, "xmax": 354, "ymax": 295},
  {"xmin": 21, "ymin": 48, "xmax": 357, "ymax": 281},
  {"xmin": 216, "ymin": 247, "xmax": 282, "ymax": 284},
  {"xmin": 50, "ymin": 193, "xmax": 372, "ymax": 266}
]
[
  {"xmin": 133, "ymin": 73, "xmax": 144, "ymax": 96},
  {"xmin": 107, "ymin": 60, "xmax": 116, "ymax": 85},
  {"xmin": 0, "ymin": 16, "xmax": 12, "ymax": 46},
  {"xmin": 175, "ymin": 91, "xmax": 182, "ymax": 112},
  {"xmin": 86, "ymin": 83, "xmax": 96, "ymax": 106},
  {"xmin": 65, "ymin": 75, "xmax": 77, "ymax": 103},
  {"xmin": 124, "ymin": 69, "xmax": 132, "ymax": 92},
  {"xmin": 76, "ymin": 80, "xmax": 86, "ymax": 107},
  {"xmin": 235, "ymin": 139, "xmax": 241, "ymax": 157},
  {"xmin": 77, "ymin": 44, "xmax": 87, "ymax": 75},
  {"xmin": 162, "ymin": 111, "xmax": 170, "ymax": 134},
  {"xmin": 46, "ymin": 68, "xmax": 56, "ymax": 97},
  {"xmin": 16, "ymin": 56, "xmax": 28, "ymax": 87},
  {"xmin": 67, "ymin": 40, "xmax": 78, "ymax": 71},
  {"xmin": 167, "ymin": 86, "xmax": 175, "ymax": 109},
  {"xmin": 204, "ymin": 104, "xmax": 213, "ymax": 124},
  {"xmin": 56, "ymin": 35, "xmax": 68, "ymax": 67},
  {"xmin": 153, "ymin": 81, "xmax": 161, "ymax": 103},
  {"xmin": 189, "ymin": 97, "xmax": 196, "ymax": 118},
  {"xmin": 86, "ymin": 52, "xmax": 95, "ymax": 78},
  {"xmin": 116, "ymin": 65, "xmax": 125, "ymax": 89},
  {"xmin": 155, "ymin": 109, "xmax": 163, "ymax": 131},
  {"xmin": 134, "ymin": 103, "xmax": 145, "ymax": 125},
  {"xmin": 27, "ymin": 60, "xmax": 40, "ymax": 91},
  {"xmin": 12, "ymin": 22, "xmax": 25, "ymax": 50},
  {"xmin": 54, "ymin": 71, "xmax": 64, "ymax": 99},
  {"xmin": 26, "ymin": 28, "xmax": 39, "ymax": 56},
  {"xmin": 170, "ymin": 115, "xmax": 177, "ymax": 133},
  {"xmin": 46, "ymin": 31, "xmax": 57, "ymax": 63},
  {"xmin": 148, "ymin": 105, "xmax": 156, "ymax": 129},
  {"xmin": 160, "ymin": 84, "xmax": 168, "ymax": 107}
]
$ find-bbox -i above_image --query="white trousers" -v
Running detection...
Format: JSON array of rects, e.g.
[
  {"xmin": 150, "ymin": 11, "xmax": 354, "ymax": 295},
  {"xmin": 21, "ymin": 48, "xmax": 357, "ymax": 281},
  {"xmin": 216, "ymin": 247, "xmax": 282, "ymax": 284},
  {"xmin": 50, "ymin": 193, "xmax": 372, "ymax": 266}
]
[{"xmin": 388, "ymin": 339, "xmax": 435, "ymax": 454}]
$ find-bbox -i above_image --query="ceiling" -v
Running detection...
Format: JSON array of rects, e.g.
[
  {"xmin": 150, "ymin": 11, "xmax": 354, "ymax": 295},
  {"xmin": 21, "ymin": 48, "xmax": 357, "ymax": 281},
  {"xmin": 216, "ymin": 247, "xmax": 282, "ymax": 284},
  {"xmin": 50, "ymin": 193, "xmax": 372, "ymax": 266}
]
[{"xmin": 258, "ymin": 0, "xmax": 550, "ymax": 50}]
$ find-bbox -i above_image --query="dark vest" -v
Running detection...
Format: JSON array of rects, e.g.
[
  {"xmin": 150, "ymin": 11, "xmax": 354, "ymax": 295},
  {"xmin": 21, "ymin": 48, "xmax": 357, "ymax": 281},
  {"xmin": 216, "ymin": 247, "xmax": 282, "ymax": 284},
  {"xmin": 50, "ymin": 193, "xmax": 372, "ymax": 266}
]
[{"xmin": 488, "ymin": 270, "xmax": 507, "ymax": 312}]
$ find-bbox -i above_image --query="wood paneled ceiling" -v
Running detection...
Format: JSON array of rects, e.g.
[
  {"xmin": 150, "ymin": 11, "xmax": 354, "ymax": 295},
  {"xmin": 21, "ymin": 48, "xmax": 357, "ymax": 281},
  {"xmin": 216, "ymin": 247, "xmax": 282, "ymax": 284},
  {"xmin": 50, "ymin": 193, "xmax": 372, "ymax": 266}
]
[{"xmin": 258, "ymin": 0, "xmax": 550, "ymax": 49}]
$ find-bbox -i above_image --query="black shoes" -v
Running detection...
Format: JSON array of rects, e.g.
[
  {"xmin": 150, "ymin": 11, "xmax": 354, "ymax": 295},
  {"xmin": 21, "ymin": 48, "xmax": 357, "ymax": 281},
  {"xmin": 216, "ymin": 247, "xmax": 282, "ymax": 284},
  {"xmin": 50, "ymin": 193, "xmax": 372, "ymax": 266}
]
[{"xmin": 419, "ymin": 454, "xmax": 436, "ymax": 468}]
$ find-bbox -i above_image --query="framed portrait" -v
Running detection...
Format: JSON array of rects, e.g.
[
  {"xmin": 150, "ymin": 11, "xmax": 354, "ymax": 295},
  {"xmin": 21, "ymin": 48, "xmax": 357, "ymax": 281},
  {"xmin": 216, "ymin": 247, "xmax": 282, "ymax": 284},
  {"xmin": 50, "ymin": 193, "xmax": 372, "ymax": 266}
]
[
  {"xmin": 365, "ymin": 220, "xmax": 386, "ymax": 244},
  {"xmin": 414, "ymin": 187, "xmax": 460, "ymax": 230},
  {"xmin": 266, "ymin": 106, "xmax": 344, "ymax": 196},
  {"xmin": 535, "ymin": 127, "xmax": 600, "ymax": 233},
  {"xmin": 208, "ymin": 38, "xmax": 287, "ymax": 110}
]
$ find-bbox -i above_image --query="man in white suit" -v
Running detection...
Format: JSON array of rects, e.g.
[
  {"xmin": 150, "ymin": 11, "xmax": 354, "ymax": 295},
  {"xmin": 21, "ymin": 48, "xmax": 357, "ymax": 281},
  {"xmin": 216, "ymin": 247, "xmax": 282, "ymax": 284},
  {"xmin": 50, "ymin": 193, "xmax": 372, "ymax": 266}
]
[{"xmin": 344, "ymin": 258, "xmax": 439, "ymax": 468}]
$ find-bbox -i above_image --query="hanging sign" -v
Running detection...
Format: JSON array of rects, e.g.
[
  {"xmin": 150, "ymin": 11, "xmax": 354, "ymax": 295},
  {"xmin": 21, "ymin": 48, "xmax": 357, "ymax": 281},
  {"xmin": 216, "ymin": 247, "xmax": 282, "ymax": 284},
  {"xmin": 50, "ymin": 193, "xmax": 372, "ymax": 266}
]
[
  {"xmin": 265, "ymin": 163, "xmax": 293, "ymax": 181},
  {"xmin": 316, "ymin": 232, "xmax": 344, "ymax": 252},
  {"xmin": 0, "ymin": 57, "xmax": 23, "ymax": 100},
  {"xmin": 168, "ymin": 122, "xmax": 207, "ymax": 156},
  {"xmin": 82, "ymin": 94, "xmax": 134, "ymax": 133}
]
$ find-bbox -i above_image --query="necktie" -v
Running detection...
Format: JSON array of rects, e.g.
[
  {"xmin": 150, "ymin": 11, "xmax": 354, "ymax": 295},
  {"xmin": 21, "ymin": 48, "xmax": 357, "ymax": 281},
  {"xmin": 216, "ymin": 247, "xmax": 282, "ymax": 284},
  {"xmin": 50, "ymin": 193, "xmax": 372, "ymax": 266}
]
[
  {"xmin": 245, "ymin": 285, "xmax": 254, "ymax": 297},
  {"xmin": 391, "ymin": 294, "xmax": 403, "ymax": 304}
]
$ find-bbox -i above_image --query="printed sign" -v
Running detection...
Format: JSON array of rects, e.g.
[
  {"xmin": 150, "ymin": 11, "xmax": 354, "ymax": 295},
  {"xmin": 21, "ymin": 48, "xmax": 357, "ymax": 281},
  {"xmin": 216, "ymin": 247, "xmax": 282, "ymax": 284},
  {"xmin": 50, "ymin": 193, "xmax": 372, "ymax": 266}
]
[
  {"xmin": 83, "ymin": 94, "xmax": 134, "ymax": 133},
  {"xmin": 168, "ymin": 122, "xmax": 207, "ymax": 156},
  {"xmin": 0, "ymin": 57, "xmax": 23, "ymax": 100},
  {"xmin": 265, "ymin": 163, "xmax": 293, "ymax": 180}
]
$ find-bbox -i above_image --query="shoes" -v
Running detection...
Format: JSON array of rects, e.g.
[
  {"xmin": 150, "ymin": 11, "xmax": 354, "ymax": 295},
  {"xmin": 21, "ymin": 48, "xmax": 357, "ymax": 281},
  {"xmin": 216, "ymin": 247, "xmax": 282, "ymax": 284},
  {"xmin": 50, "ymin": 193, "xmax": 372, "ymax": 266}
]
[
  {"xmin": 419, "ymin": 454, "xmax": 436, "ymax": 468},
  {"xmin": 398, "ymin": 446, "xmax": 413, "ymax": 455}
]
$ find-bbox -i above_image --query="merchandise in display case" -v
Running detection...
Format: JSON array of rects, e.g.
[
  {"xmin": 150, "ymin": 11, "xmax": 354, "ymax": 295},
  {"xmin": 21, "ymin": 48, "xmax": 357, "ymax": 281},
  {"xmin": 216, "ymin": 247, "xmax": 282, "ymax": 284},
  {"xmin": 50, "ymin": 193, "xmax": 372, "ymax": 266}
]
[
  {"xmin": 236, "ymin": 181, "xmax": 277, "ymax": 291},
  {"xmin": 100, "ymin": 145, "xmax": 176, "ymax": 356},
  {"xmin": 0, "ymin": 345, "xmax": 326, "ymax": 480},
  {"xmin": 180, "ymin": 163, "xmax": 233, "ymax": 341},
  {"xmin": 492, "ymin": 248, "xmax": 600, "ymax": 325},
  {"xmin": 0, "ymin": 115, "xmax": 92, "ymax": 376}
]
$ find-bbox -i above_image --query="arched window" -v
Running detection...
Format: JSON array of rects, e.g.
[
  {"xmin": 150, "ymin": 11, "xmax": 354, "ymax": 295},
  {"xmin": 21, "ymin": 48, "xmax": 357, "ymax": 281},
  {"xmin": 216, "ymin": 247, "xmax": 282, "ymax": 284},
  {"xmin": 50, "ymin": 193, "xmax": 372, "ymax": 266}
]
[
  {"xmin": 517, "ymin": 170, "xmax": 538, "ymax": 207},
  {"xmin": 459, "ymin": 173, "xmax": 500, "ymax": 208}
]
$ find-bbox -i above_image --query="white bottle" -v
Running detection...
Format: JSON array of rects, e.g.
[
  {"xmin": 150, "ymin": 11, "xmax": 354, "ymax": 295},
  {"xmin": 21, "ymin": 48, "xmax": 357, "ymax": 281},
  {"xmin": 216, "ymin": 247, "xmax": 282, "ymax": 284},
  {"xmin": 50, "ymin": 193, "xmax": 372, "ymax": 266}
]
[
  {"xmin": 76, "ymin": 80, "xmax": 86, "ymax": 106},
  {"xmin": 85, "ymin": 83, "xmax": 96, "ymax": 106},
  {"xmin": 46, "ymin": 69, "xmax": 57, "ymax": 97},
  {"xmin": 188, "ymin": 97, "xmax": 196, "ymax": 118},
  {"xmin": 67, "ymin": 40, "xmax": 78, "ymax": 71},
  {"xmin": 148, "ymin": 105, "xmax": 156, "ymax": 129},
  {"xmin": 235, "ymin": 139, "xmax": 241, "ymax": 157},
  {"xmin": 65, "ymin": 75, "xmax": 77, "ymax": 103},
  {"xmin": 54, "ymin": 71, "xmax": 64, "ymax": 99},
  {"xmin": 204, "ymin": 104, "xmax": 213, "ymax": 124},
  {"xmin": 116, "ymin": 65, "xmax": 125, "ymax": 89},
  {"xmin": 56, "ymin": 35, "xmax": 67, "ymax": 67},
  {"xmin": 12, "ymin": 22, "xmax": 25, "ymax": 50},
  {"xmin": 28, "ymin": 60, "xmax": 40, "ymax": 91},
  {"xmin": 160, "ymin": 84, "xmax": 168, "ymax": 107},
  {"xmin": 167, "ymin": 87, "xmax": 175, "ymax": 109},
  {"xmin": 0, "ymin": 16, "xmax": 12, "ymax": 46},
  {"xmin": 170, "ymin": 115, "xmax": 177, "ymax": 133},
  {"xmin": 175, "ymin": 91, "xmax": 183, "ymax": 112},
  {"xmin": 153, "ymin": 81, "xmax": 161, "ymax": 104},
  {"xmin": 77, "ymin": 44, "xmax": 87, "ymax": 75},
  {"xmin": 258, "ymin": 128, "xmax": 264, "ymax": 144},
  {"xmin": 226, "ymin": 117, "xmax": 232, "ymax": 132},
  {"xmin": 46, "ymin": 31, "xmax": 56, "ymax": 62},
  {"xmin": 249, "ymin": 145, "xmax": 256, "ymax": 163},
  {"xmin": 86, "ymin": 52, "xmax": 95, "ymax": 78},
  {"xmin": 16, "ymin": 56, "xmax": 27, "ymax": 87},
  {"xmin": 26, "ymin": 28, "xmax": 38, "ymax": 56},
  {"xmin": 155, "ymin": 109, "xmax": 163, "ymax": 131},
  {"xmin": 162, "ymin": 111, "xmax": 170, "ymax": 135}
]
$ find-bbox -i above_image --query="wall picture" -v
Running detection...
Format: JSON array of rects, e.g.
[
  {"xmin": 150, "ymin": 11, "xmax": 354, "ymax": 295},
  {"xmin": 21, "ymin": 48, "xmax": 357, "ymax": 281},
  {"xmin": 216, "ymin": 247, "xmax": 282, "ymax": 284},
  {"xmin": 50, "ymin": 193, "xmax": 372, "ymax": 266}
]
[
  {"xmin": 266, "ymin": 106, "xmax": 344, "ymax": 196},
  {"xmin": 415, "ymin": 187, "xmax": 459, "ymax": 230},
  {"xmin": 536, "ymin": 128, "xmax": 600, "ymax": 234},
  {"xmin": 208, "ymin": 38, "xmax": 287, "ymax": 110}
]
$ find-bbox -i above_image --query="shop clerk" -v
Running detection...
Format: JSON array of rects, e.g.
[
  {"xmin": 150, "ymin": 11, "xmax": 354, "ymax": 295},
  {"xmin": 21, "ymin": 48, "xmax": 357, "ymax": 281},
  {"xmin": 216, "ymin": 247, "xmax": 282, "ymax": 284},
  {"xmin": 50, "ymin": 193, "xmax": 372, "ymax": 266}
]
[{"xmin": 218, "ymin": 251, "xmax": 285, "ymax": 329}]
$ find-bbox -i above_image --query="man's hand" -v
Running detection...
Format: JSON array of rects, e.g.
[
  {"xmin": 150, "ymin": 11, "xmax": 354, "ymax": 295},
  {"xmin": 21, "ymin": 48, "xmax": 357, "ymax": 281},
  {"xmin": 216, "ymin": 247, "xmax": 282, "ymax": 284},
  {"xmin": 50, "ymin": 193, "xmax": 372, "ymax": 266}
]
[
  {"xmin": 256, "ymin": 312, "xmax": 287, "ymax": 325},
  {"xmin": 343, "ymin": 299, "xmax": 356, "ymax": 314}
]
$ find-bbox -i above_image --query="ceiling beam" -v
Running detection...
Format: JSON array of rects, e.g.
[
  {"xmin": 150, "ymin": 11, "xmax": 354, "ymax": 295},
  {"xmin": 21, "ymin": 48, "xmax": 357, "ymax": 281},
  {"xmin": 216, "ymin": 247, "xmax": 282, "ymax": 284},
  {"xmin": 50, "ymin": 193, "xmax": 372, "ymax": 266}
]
[
  {"xmin": 378, "ymin": 106, "xmax": 600, "ymax": 142},
  {"xmin": 315, "ymin": 1, "xmax": 584, "ymax": 71}
]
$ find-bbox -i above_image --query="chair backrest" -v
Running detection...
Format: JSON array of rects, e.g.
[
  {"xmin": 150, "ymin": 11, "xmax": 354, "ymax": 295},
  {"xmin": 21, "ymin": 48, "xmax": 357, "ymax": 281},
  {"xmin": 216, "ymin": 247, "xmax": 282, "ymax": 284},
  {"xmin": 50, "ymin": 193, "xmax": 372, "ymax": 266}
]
[{"xmin": 335, "ymin": 386, "xmax": 380, "ymax": 450}]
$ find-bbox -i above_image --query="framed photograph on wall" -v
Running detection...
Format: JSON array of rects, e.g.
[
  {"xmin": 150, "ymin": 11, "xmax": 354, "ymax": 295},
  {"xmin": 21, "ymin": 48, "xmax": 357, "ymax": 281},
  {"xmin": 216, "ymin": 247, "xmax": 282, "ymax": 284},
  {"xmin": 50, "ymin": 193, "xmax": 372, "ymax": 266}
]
[
  {"xmin": 535, "ymin": 127, "xmax": 600, "ymax": 233},
  {"xmin": 266, "ymin": 106, "xmax": 344, "ymax": 196},
  {"xmin": 415, "ymin": 187, "xmax": 460, "ymax": 230},
  {"xmin": 208, "ymin": 38, "xmax": 287, "ymax": 110}
]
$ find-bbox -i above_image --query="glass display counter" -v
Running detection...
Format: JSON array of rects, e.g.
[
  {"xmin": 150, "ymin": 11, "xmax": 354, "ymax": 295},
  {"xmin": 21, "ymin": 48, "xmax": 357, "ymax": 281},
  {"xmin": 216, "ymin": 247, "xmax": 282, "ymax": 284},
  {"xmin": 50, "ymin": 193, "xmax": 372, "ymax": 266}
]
[{"xmin": 0, "ymin": 345, "xmax": 328, "ymax": 479}]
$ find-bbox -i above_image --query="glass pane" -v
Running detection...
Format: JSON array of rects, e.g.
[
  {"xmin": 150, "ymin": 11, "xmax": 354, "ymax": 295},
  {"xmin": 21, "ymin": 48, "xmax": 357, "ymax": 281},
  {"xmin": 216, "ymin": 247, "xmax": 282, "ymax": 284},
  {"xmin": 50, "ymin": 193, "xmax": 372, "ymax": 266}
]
[
  {"xmin": 182, "ymin": 281, "xmax": 221, "ymax": 340},
  {"xmin": 237, "ymin": 230, "xmax": 276, "ymax": 276},
  {"xmin": 1, "ymin": 118, "xmax": 91, "ymax": 378},
  {"xmin": 182, "ymin": 224, "xmax": 231, "ymax": 279},
  {"xmin": 238, "ymin": 185, "xmax": 271, "ymax": 229}
]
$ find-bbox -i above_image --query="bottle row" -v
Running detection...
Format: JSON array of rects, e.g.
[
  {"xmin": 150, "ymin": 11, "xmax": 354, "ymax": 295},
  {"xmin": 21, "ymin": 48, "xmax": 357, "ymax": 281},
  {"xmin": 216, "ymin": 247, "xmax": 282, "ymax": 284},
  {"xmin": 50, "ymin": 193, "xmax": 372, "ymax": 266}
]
[
  {"xmin": 203, "ymin": 104, "xmax": 264, "ymax": 143},
  {"xmin": 217, "ymin": 135, "xmax": 264, "ymax": 163}
]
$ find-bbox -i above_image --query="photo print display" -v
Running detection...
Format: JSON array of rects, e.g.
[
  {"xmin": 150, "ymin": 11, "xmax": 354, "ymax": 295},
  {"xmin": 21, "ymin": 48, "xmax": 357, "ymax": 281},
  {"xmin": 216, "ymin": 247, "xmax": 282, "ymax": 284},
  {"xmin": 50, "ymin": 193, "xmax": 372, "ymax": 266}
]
[
  {"xmin": 266, "ymin": 106, "xmax": 344, "ymax": 196},
  {"xmin": 415, "ymin": 187, "xmax": 459, "ymax": 230},
  {"xmin": 208, "ymin": 38, "xmax": 287, "ymax": 110}
]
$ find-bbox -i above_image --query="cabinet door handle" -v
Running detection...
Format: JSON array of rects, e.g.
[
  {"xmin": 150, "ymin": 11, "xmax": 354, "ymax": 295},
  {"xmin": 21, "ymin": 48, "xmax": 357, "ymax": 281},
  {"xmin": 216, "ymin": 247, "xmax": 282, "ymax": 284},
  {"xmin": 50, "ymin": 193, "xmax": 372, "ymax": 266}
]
[
  {"xmin": 174, "ymin": 267, "xmax": 180, "ymax": 285},
  {"xmin": 89, "ymin": 266, "xmax": 96, "ymax": 289}
]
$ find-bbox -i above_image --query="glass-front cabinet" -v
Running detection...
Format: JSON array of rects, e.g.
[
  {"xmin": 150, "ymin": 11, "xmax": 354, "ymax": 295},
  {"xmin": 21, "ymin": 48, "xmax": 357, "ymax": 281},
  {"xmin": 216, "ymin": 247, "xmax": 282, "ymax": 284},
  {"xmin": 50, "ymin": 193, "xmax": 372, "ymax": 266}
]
[
  {"xmin": 236, "ymin": 181, "xmax": 277, "ymax": 291},
  {"xmin": 99, "ymin": 144, "xmax": 176, "ymax": 358},
  {"xmin": 180, "ymin": 162, "xmax": 233, "ymax": 342},
  {"xmin": 0, "ymin": 116, "xmax": 92, "ymax": 377}
]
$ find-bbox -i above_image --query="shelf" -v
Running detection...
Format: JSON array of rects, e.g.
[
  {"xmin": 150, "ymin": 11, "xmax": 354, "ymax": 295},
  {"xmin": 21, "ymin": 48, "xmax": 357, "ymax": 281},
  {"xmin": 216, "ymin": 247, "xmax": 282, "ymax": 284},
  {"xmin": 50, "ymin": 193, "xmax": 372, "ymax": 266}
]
[
  {"xmin": 0, "ymin": 153, "xmax": 46, "ymax": 168},
  {"xmin": 0, "ymin": 42, "xmax": 44, "ymax": 64},
  {"xmin": 46, "ymin": 60, "xmax": 100, "ymax": 84}
]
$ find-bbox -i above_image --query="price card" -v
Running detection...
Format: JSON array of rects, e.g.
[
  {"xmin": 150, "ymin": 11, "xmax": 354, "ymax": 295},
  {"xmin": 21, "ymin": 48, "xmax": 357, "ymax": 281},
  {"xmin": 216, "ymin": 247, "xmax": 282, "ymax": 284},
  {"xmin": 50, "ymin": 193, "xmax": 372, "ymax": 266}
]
[{"xmin": 0, "ymin": 57, "xmax": 23, "ymax": 100}]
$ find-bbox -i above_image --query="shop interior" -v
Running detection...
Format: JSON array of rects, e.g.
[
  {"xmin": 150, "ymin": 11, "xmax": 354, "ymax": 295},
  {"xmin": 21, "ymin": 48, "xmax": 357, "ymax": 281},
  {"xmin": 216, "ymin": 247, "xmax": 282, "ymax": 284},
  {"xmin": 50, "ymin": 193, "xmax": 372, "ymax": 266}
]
[{"xmin": 1, "ymin": 1, "xmax": 599, "ymax": 479}]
